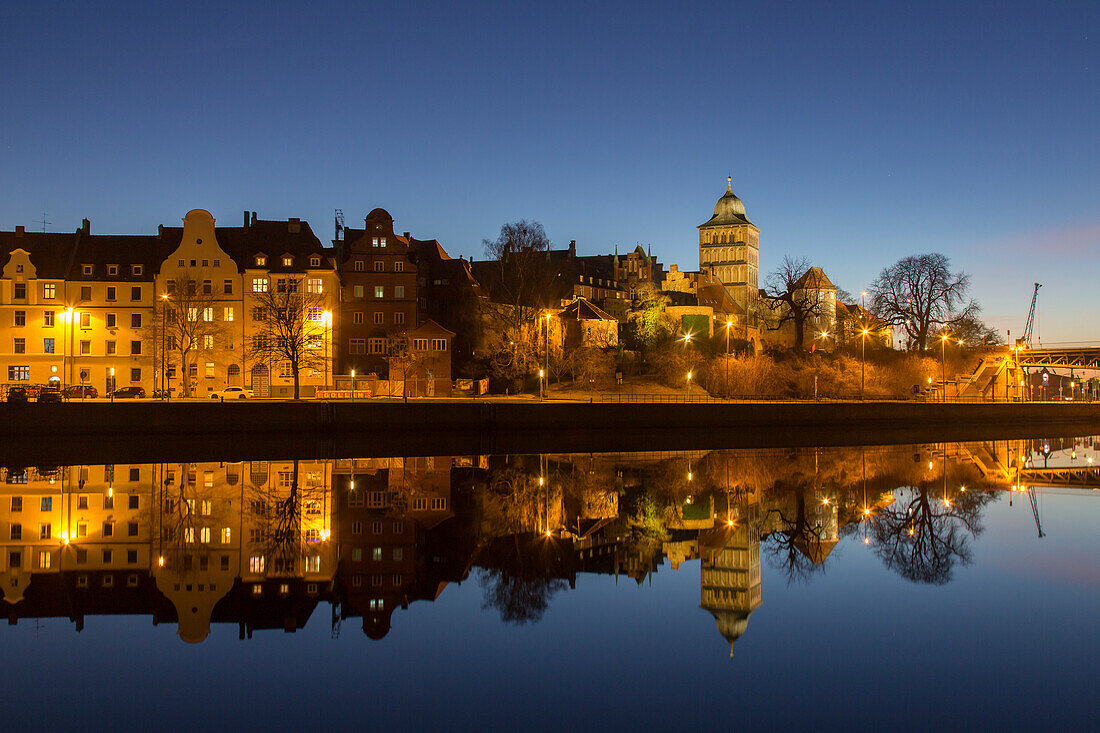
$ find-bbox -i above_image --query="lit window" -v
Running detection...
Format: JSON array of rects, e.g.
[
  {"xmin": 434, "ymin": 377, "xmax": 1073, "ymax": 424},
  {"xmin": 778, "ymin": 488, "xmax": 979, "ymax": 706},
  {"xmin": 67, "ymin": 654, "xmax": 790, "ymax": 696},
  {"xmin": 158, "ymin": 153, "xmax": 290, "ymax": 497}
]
[
  {"xmin": 374, "ymin": 286, "xmax": 384, "ymax": 298},
  {"xmin": 255, "ymin": 255, "xmax": 267, "ymax": 267},
  {"xmin": 203, "ymin": 307, "xmax": 214, "ymax": 322},
  {"xmin": 252, "ymin": 277, "xmax": 269, "ymax": 293},
  {"xmin": 249, "ymin": 556, "xmax": 265, "ymax": 573},
  {"xmin": 221, "ymin": 528, "xmax": 231, "ymax": 544},
  {"xmin": 200, "ymin": 527, "xmax": 211, "ymax": 543},
  {"xmin": 307, "ymin": 307, "xmax": 324, "ymax": 322},
  {"xmin": 432, "ymin": 338, "xmax": 448, "ymax": 351},
  {"xmin": 43, "ymin": 283, "xmax": 56, "ymax": 299},
  {"xmin": 307, "ymin": 278, "xmax": 323, "ymax": 293},
  {"xmin": 413, "ymin": 339, "xmax": 428, "ymax": 351},
  {"xmin": 282, "ymin": 256, "xmax": 293, "ymax": 267},
  {"xmin": 224, "ymin": 307, "xmax": 234, "ymax": 321},
  {"xmin": 203, "ymin": 335, "xmax": 214, "ymax": 350},
  {"xmin": 306, "ymin": 555, "xmax": 320, "ymax": 573},
  {"xmin": 39, "ymin": 551, "xmax": 51, "ymax": 569},
  {"xmin": 184, "ymin": 527, "xmax": 195, "ymax": 543},
  {"xmin": 372, "ymin": 547, "xmax": 382, "ymax": 561}
]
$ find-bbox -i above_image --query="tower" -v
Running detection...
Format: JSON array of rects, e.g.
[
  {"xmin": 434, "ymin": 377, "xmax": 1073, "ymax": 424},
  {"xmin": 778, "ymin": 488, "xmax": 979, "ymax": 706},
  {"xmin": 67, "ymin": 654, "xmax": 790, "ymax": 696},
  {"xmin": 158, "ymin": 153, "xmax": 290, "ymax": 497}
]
[{"xmin": 698, "ymin": 177, "xmax": 760, "ymax": 310}]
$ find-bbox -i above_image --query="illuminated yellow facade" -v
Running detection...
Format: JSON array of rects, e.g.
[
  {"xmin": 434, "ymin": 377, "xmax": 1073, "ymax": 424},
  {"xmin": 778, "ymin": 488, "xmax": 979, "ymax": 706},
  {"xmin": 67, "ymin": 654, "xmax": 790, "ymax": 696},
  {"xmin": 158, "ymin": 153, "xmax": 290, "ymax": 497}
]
[{"xmin": 698, "ymin": 178, "xmax": 760, "ymax": 311}]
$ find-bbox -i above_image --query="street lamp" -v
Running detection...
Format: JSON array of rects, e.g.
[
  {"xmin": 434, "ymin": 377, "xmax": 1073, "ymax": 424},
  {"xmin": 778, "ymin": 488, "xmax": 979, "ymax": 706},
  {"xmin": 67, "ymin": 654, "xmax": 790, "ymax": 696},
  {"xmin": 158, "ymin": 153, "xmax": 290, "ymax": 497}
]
[
  {"xmin": 160, "ymin": 293, "xmax": 171, "ymax": 402},
  {"xmin": 65, "ymin": 307, "xmax": 76, "ymax": 387},
  {"xmin": 109, "ymin": 367, "xmax": 115, "ymax": 403},
  {"xmin": 686, "ymin": 370, "xmax": 692, "ymax": 400},
  {"xmin": 350, "ymin": 369, "xmax": 356, "ymax": 402},
  {"xmin": 544, "ymin": 312, "xmax": 552, "ymax": 397},
  {"xmin": 940, "ymin": 333, "xmax": 949, "ymax": 402},
  {"xmin": 322, "ymin": 310, "xmax": 332, "ymax": 390},
  {"xmin": 725, "ymin": 320, "xmax": 732, "ymax": 396},
  {"xmin": 860, "ymin": 329, "xmax": 868, "ymax": 400},
  {"xmin": 539, "ymin": 368, "xmax": 545, "ymax": 401}
]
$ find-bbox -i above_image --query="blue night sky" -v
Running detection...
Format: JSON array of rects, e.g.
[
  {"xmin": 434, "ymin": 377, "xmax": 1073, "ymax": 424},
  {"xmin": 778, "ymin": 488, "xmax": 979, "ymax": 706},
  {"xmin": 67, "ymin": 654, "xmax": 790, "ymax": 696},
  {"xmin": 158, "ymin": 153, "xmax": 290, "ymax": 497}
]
[{"xmin": 3, "ymin": 1, "xmax": 1097, "ymax": 341}]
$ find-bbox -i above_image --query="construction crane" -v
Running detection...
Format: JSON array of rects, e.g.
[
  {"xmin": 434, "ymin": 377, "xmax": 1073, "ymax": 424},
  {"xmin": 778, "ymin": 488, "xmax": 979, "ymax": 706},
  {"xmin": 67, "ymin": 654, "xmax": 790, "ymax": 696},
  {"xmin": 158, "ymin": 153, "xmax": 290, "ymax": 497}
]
[
  {"xmin": 1027, "ymin": 487, "xmax": 1045, "ymax": 538},
  {"xmin": 1018, "ymin": 283, "xmax": 1042, "ymax": 348}
]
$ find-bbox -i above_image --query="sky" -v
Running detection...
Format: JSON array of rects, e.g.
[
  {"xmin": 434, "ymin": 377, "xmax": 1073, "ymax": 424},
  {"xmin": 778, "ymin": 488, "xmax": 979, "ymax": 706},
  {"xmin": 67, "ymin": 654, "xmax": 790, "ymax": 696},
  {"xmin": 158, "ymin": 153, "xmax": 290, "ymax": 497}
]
[{"xmin": 3, "ymin": 0, "xmax": 1097, "ymax": 342}]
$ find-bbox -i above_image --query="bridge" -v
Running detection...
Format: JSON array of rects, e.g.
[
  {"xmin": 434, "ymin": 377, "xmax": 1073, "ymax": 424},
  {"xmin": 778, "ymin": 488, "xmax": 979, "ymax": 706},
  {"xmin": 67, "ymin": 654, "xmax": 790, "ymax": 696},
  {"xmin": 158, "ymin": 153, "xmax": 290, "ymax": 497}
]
[{"xmin": 945, "ymin": 345, "xmax": 1100, "ymax": 401}]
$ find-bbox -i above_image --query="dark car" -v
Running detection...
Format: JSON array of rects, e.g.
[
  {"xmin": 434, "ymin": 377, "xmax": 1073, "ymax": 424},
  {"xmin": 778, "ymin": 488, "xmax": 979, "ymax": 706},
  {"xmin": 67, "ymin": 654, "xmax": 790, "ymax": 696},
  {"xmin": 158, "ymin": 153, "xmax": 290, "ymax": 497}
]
[
  {"xmin": 6, "ymin": 386, "xmax": 29, "ymax": 403},
  {"xmin": 37, "ymin": 388, "xmax": 63, "ymax": 404},
  {"xmin": 63, "ymin": 385, "xmax": 98, "ymax": 399},
  {"xmin": 111, "ymin": 386, "xmax": 146, "ymax": 399}
]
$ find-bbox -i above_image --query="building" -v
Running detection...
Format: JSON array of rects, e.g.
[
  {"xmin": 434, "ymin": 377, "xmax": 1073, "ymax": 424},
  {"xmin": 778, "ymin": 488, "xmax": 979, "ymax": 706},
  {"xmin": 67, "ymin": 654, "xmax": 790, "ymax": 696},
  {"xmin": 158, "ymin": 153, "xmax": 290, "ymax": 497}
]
[
  {"xmin": 698, "ymin": 177, "xmax": 760, "ymax": 311},
  {"xmin": 406, "ymin": 235, "xmax": 487, "ymax": 364},
  {"xmin": 557, "ymin": 298, "xmax": 619, "ymax": 349},
  {"xmin": 334, "ymin": 209, "xmax": 419, "ymax": 378}
]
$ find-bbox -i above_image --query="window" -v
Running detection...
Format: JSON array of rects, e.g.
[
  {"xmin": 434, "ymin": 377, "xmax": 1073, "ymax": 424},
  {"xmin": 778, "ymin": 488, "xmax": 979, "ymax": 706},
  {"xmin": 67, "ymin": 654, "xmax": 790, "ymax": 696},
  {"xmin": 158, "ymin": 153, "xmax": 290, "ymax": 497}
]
[
  {"xmin": 351, "ymin": 548, "xmax": 363, "ymax": 562},
  {"xmin": 221, "ymin": 555, "xmax": 230, "ymax": 570},
  {"xmin": 9, "ymin": 524, "xmax": 21, "ymax": 540},
  {"xmin": 205, "ymin": 362, "xmax": 215, "ymax": 378},
  {"xmin": 43, "ymin": 337, "xmax": 55, "ymax": 353},
  {"xmin": 43, "ymin": 283, "xmax": 56, "ymax": 299},
  {"xmin": 305, "ymin": 528, "xmax": 320, "ymax": 543},
  {"xmin": 220, "ymin": 279, "xmax": 233, "ymax": 295},
  {"xmin": 371, "ymin": 237, "xmax": 379, "ymax": 247},
  {"xmin": 131, "ymin": 340, "xmax": 141, "ymax": 355},
  {"xmin": 251, "ymin": 307, "xmax": 266, "ymax": 322},
  {"xmin": 353, "ymin": 285, "xmax": 364, "ymax": 299},
  {"xmin": 373, "ymin": 312, "xmax": 384, "ymax": 325},
  {"xmin": 104, "ymin": 494, "xmax": 114, "ymax": 510},
  {"xmin": 77, "ymin": 522, "xmax": 87, "ymax": 537},
  {"xmin": 393, "ymin": 521, "xmax": 403, "ymax": 533},
  {"xmin": 106, "ymin": 313, "xmax": 117, "ymax": 328},
  {"xmin": 131, "ymin": 286, "xmax": 142, "ymax": 301},
  {"xmin": 307, "ymin": 307, "xmax": 324, "ymax": 322},
  {"xmin": 14, "ymin": 310, "xmax": 25, "ymax": 327},
  {"xmin": 201, "ymin": 498, "xmax": 212, "ymax": 513},
  {"xmin": 80, "ymin": 340, "xmax": 90, "ymax": 355},
  {"xmin": 128, "ymin": 522, "xmax": 138, "ymax": 537},
  {"xmin": 374, "ymin": 286, "xmax": 384, "ymax": 298},
  {"xmin": 187, "ymin": 307, "xmax": 198, "ymax": 322},
  {"xmin": 252, "ymin": 277, "xmax": 269, "ymax": 293},
  {"xmin": 394, "ymin": 285, "xmax": 404, "ymax": 298},
  {"xmin": 369, "ymin": 338, "xmax": 386, "ymax": 354},
  {"xmin": 394, "ymin": 312, "xmax": 405, "ymax": 325},
  {"xmin": 82, "ymin": 264, "xmax": 93, "ymax": 276},
  {"xmin": 199, "ymin": 527, "xmax": 211, "ymax": 544},
  {"xmin": 9, "ymin": 366, "xmax": 29, "ymax": 381},
  {"xmin": 128, "ymin": 494, "xmax": 139, "ymax": 509},
  {"xmin": 432, "ymin": 338, "xmax": 448, "ymax": 351},
  {"xmin": 130, "ymin": 367, "xmax": 141, "ymax": 382},
  {"xmin": 81, "ymin": 286, "xmax": 91, "ymax": 301},
  {"xmin": 103, "ymin": 521, "xmax": 113, "ymax": 537},
  {"xmin": 9, "ymin": 551, "xmax": 21, "ymax": 569},
  {"xmin": 43, "ymin": 310, "xmax": 54, "ymax": 327},
  {"xmin": 394, "ymin": 261, "xmax": 404, "ymax": 273},
  {"xmin": 77, "ymin": 495, "xmax": 88, "ymax": 510},
  {"xmin": 221, "ymin": 527, "xmax": 231, "ymax": 544},
  {"xmin": 348, "ymin": 490, "xmax": 364, "ymax": 508},
  {"xmin": 200, "ymin": 307, "xmax": 213, "ymax": 322},
  {"xmin": 39, "ymin": 551, "xmax": 52, "ymax": 569},
  {"xmin": 306, "ymin": 555, "xmax": 320, "ymax": 572},
  {"xmin": 102, "ymin": 550, "xmax": 113, "ymax": 565},
  {"xmin": 255, "ymin": 255, "xmax": 267, "ymax": 267},
  {"xmin": 14, "ymin": 282, "xmax": 26, "ymax": 299},
  {"xmin": 373, "ymin": 261, "xmax": 384, "ymax": 272},
  {"xmin": 132, "ymin": 265, "xmax": 143, "ymax": 276},
  {"xmin": 278, "ymin": 362, "xmax": 293, "ymax": 378},
  {"xmin": 352, "ymin": 521, "xmax": 362, "ymax": 534},
  {"xmin": 201, "ymin": 335, "xmax": 213, "ymax": 350},
  {"xmin": 10, "ymin": 497, "xmax": 21, "ymax": 512},
  {"xmin": 131, "ymin": 313, "xmax": 142, "ymax": 328},
  {"xmin": 106, "ymin": 341, "xmax": 116, "ymax": 355},
  {"xmin": 413, "ymin": 339, "xmax": 428, "ymax": 351},
  {"xmin": 431, "ymin": 497, "xmax": 448, "ymax": 510},
  {"xmin": 107, "ymin": 264, "xmax": 119, "ymax": 276},
  {"xmin": 310, "ymin": 256, "xmax": 321, "ymax": 267},
  {"xmin": 14, "ymin": 338, "xmax": 25, "ymax": 354},
  {"xmin": 282, "ymin": 256, "xmax": 293, "ymax": 267},
  {"xmin": 349, "ymin": 338, "xmax": 366, "ymax": 354},
  {"xmin": 107, "ymin": 286, "xmax": 117, "ymax": 301},
  {"xmin": 248, "ymin": 555, "xmax": 265, "ymax": 573},
  {"xmin": 222, "ymin": 306, "xmax": 234, "ymax": 322},
  {"xmin": 353, "ymin": 260, "xmax": 365, "ymax": 272},
  {"xmin": 41, "ymin": 496, "xmax": 52, "ymax": 511},
  {"xmin": 202, "ymin": 280, "xmax": 212, "ymax": 295},
  {"xmin": 412, "ymin": 497, "xmax": 427, "ymax": 511},
  {"xmin": 371, "ymin": 547, "xmax": 383, "ymax": 561}
]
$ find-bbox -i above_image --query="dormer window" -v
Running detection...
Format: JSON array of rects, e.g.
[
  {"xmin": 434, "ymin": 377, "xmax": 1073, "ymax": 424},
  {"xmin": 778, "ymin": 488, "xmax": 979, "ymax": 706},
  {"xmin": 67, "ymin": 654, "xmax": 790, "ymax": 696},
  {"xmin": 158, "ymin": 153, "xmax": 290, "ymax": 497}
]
[
  {"xmin": 107, "ymin": 264, "xmax": 118, "ymax": 276},
  {"xmin": 255, "ymin": 255, "xmax": 267, "ymax": 267},
  {"xmin": 310, "ymin": 256, "xmax": 321, "ymax": 267},
  {"xmin": 282, "ymin": 256, "xmax": 293, "ymax": 267},
  {"xmin": 82, "ymin": 264, "xmax": 93, "ymax": 276},
  {"xmin": 132, "ymin": 265, "xmax": 143, "ymax": 276}
]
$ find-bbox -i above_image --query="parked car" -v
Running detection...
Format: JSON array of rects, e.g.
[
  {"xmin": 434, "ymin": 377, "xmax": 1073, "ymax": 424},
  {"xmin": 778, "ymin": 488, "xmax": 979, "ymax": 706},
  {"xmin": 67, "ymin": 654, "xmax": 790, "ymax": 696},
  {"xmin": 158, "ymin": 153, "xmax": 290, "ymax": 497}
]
[
  {"xmin": 111, "ymin": 386, "xmax": 146, "ymax": 399},
  {"xmin": 22, "ymin": 384, "xmax": 42, "ymax": 399},
  {"xmin": 63, "ymin": 385, "xmax": 99, "ymax": 399},
  {"xmin": 6, "ymin": 386, "xmax": 29, "ymax": 403},
  {"xmin": 210, "ymin": 386, "xmax": 254, "ymax": 400},
  {"xmin": 37, "ymin": 387, "xmax": 64, "ymax": 404}
]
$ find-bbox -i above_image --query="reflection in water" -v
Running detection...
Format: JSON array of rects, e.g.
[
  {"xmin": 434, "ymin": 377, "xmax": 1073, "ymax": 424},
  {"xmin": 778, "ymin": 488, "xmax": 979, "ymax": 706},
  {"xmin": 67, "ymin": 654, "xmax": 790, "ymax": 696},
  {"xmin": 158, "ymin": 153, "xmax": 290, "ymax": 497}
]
[{"xmin": 1, "ymin": 437, "xmax": 1096, "ymax": 654}]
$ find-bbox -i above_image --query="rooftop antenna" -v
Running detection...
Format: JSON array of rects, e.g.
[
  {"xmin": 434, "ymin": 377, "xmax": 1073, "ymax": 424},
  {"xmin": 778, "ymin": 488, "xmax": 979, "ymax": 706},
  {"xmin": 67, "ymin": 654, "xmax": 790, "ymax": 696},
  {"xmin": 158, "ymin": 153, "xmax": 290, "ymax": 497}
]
[{"xmin": 34, "ymin": 211, "xmax": 51, "ymax": 233}]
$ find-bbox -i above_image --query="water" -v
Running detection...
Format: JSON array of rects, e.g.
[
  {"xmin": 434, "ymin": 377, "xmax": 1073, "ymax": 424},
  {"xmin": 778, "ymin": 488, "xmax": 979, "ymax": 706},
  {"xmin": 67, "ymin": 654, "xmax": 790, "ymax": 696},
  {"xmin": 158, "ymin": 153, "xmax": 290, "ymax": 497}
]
[{"xmin": 1, "ymin": 437, "xmax": 1097, "ymax": 730}]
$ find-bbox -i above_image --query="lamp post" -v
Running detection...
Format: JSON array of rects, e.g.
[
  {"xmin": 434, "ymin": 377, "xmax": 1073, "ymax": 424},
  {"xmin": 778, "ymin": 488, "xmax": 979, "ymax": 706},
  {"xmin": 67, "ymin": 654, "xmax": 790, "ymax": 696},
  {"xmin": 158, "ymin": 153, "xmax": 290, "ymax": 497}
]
[
  {"xmin": 322, "ymin": 310, "xmax": 332, "ymax": 391},
  {"xmin": 686, "ymin": 370, "xmax": 692, "ymax": 400},
  {"xmin": 940, "ymin": 333, "xmax": 949, "ymax": 403},
  {"xmin": 109, "ymin": 367, "xmax": 115, "ymax": 403},
  {"xmin": 860, "ymin": 328, "xmax": 868, "ymax": 400},
  {"xmin": 66, "ymin": 307, "xmax": 76, "ymax": 387},
  {"xmin": 539, "ymin": 368, "xmax": 544, "ymax": 401},
  {"xmin": 544, "ymin": 312, "xmax": 552, "ymax": 397},
  {"xmin": 160, "ymin": 293, "xmax": 171, "ymax": 402},
  {"xmin": 350, "ymin": 369, "xmax": 356, "ymax": 403},
  {"xmin": 725, "ymin": 320, "xmax": 732, "ymax": 395}
]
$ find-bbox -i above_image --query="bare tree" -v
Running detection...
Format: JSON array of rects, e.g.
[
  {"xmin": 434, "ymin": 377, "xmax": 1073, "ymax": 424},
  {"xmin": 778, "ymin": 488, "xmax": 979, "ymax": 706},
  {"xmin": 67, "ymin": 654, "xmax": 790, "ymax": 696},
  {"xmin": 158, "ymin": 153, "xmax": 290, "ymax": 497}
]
[
  {"xmin": 247, "ymin": 280, "xmax": 327, "ymax": 399},
  {"xmin": 868, "ymin": 253, "xmax": 980, "ymax": 351},
  {"xmin": 482, "ymin": 220, "xmax": 555, "ymax": 344},
  {"xmin": 385, "ymin": 334, "xmax": 437, "ymax": 402},
  {"xmin": 147, "ymin": 273, "xmax": 227, "ymax": 398},
  {"xmin": 764, "ymin": 256, "xmax": 833, "ymax": 349}
]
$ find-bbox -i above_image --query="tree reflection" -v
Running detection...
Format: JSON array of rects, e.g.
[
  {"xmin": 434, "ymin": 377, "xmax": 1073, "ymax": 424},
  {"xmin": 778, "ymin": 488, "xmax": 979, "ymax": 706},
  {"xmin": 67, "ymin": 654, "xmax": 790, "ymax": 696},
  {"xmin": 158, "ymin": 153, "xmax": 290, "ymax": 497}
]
[
  {"xmin": 478, "ymin": 567, "xmax": 569, "ymax": 625},
  {"xmin": 761, "ymin": 487, "xmax": 835, "ymax": 584},
  {"xmin": 869, "ymin": 486, "xmax": 995, "ymax": 584}
]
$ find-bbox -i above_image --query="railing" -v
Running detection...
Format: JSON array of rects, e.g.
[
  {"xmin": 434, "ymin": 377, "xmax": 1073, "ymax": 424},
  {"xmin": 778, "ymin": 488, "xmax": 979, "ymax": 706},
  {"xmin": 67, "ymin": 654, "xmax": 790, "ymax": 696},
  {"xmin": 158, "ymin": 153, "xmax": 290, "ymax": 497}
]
[{"xmin": 550, "ymin": 393, "xmax": 1100, "ymax": 404}]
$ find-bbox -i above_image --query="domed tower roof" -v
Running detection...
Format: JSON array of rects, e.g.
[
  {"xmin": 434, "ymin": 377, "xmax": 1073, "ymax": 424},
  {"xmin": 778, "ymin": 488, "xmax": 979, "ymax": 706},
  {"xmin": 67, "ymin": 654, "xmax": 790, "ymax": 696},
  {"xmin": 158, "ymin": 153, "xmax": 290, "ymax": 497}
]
[
  {"xmin": 699, "ymin": 177, "xmax": 753, "ymax": 228},
  {"xmin": 365, "ymin": 208, "xmax": 393, "ymax": 223}
]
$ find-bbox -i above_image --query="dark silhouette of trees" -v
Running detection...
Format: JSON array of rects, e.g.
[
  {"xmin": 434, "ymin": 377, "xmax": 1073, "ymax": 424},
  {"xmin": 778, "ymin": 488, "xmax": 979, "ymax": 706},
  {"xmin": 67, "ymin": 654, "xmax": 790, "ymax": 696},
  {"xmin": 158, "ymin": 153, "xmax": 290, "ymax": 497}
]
[
  {"xmin": 764, "ymin": 256, "xmax": 834, "ymax": 349},
  {"xmin": 478, "ymin": 566, "xmax": 569, "ymax": 625},
  {"xmin": 868, "ymin": 253, "xmax": 980, "ymax": 351},
  {"xmin": 482, "ymin": 220, "xmax": 554, "ymax": 344},
  {"xmin": 148, "ymin": 273, "xmax": 227, "ymax": 398},
  {"xmin": 246, "ymin": 280, "xmax": 328, "ymax": 399},
  {"xmin": 869, "ymin": 486, "xmax": 995, "ymax": 584}
]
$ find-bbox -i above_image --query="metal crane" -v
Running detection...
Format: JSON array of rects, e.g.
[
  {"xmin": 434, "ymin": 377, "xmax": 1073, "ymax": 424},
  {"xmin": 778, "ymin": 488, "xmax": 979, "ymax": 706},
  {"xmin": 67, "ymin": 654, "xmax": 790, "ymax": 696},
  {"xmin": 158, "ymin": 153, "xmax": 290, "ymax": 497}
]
[{"xmin": 1019, "ymin": 283, "xmax": 1042, "ymax": 348}]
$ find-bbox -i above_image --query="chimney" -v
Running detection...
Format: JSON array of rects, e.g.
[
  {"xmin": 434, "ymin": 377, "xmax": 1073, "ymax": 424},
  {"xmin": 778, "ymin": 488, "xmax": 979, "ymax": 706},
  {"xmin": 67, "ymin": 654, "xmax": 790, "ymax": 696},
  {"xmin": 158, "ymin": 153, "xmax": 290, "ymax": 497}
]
[
  {"xmin": 15, "ymin": 225, "xmax": 24, "ymax": 237},
  {"xmin": 288, "ymin": 217, "xmax": 301, "ymax": 234},
  {"xmin": 403, "ymin": 232, "xmax": 411, "ymax": 239},
  {"xmin": 81, "ymin": 218, "xmax": 90, "ymax": 234},
  {"xmin": 569, "ymin": 240, "xmax": 576, "ymax": 257},
  {"xmin": 251, "ymin": 211, "xmax": 257, "ymax": 226},
  {"xmin": 244, "ymin": 210, "xmax": 250, "ymax": 228},
  {"xmin": 157, "ymin": 224, "xmax": 164, "ymax": 238}
]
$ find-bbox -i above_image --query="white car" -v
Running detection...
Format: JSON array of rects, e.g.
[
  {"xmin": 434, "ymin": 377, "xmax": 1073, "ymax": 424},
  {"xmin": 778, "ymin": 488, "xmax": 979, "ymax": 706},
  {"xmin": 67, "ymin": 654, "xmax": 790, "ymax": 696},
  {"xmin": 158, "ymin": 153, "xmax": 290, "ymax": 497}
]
[{"xmin": 210, "ymin": 387, "xmax": 254, "ymax": 400}]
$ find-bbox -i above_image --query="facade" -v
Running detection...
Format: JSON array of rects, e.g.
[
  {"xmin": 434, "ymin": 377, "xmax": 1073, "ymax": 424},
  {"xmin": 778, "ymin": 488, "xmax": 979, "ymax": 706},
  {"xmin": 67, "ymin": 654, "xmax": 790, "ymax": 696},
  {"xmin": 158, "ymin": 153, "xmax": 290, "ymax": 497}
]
[
  {"xmin": 334, "ymin": 209, "xmax": 418, "ymax": 378},
  {"xmin": 558, "ymin": 298, "xmax": 619, "ymax": 349},
  {"xmin": 698, "ymin": 177, "xmax": 760, "ymax": 311}
]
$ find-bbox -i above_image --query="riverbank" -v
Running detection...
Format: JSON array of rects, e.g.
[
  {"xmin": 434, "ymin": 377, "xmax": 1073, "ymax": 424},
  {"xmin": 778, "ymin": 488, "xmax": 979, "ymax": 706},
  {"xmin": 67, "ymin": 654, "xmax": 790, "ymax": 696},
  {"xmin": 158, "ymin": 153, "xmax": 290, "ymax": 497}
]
[{"xmin": 2, "ymin": 399, "xmax": 1099, "ymax": 465}]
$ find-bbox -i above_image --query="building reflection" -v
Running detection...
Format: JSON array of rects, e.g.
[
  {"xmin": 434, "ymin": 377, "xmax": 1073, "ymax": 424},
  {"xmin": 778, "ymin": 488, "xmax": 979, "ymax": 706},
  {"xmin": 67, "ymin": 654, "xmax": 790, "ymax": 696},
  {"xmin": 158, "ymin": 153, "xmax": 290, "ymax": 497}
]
[{"xmin": 1, "ymin": 437, "xmax": 1094, "ymax": 653}]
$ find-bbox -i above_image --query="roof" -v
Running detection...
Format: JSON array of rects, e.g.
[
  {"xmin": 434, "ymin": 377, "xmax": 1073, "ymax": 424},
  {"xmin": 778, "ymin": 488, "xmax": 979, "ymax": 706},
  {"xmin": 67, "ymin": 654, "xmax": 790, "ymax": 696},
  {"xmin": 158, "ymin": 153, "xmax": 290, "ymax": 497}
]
[
  {"xmin": 409, "ymin": 319, "xmax": 455, "ymax": 337},
  {"xmin": 0, "ymin": 230, "xmax": 81, "ymax": 279},
  {"xmin": 559, "ymin": 297, "xmax": 617, "ymax": 322},
  {"xmin": 699, "ymin": 178, "xmax": 754, "ymax": 229},
  {"xmin": 159, "ymin": 217, "xmax": 331, "ymax": 273},
  {"xmin": 793, "ymin": 266, "xmax": 836, "ymax": 291}
]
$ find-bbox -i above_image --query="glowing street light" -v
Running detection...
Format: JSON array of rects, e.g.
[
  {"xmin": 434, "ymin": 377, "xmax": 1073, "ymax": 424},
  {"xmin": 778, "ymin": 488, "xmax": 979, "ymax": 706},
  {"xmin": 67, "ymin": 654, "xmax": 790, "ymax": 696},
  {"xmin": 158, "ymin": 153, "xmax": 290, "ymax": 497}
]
[{"xmin": 322, "ymin": 310, "xmax": 332, "ymax": 390}]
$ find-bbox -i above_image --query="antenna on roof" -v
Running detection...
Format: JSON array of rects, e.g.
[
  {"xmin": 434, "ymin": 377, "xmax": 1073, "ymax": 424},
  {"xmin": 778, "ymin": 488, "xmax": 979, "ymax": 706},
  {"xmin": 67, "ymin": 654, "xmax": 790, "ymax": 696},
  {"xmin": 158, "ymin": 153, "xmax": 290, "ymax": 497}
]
[
  {"xmin": 334, "ymin": 209, "xmax": 345, "ymax": 241},
  {"xmin": 35, "ymin": 211, "xmax": 51, "ymax": 233}
]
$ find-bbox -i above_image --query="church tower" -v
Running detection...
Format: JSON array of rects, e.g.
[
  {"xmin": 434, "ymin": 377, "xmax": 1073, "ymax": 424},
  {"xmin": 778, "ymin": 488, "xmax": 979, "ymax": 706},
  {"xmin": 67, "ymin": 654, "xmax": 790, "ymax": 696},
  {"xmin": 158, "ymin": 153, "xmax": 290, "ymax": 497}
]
[{"xmin": 698, "ymin": 177, "xmax": 760, "ymax": 310}]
